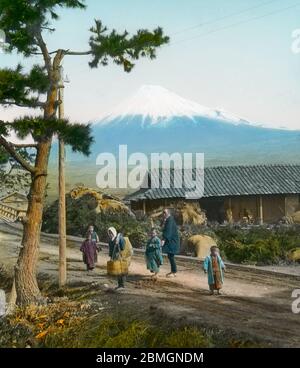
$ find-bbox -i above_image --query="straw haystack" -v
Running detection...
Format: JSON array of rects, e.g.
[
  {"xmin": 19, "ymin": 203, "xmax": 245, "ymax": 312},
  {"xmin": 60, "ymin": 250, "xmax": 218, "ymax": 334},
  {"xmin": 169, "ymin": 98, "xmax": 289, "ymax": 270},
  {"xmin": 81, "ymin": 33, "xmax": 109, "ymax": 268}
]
[
  {"xmin": 149, "ymin": 201, "xmax": 206, "ymax": 226},
  {"xmin": 70, "ymin": 186, "xmax": 132, "ymax": 215},
  {"xmin": 187, "ymin": 234, "xmax": 217, "ymax": 259},
  {"xmin": 292, "ymin": 211, "xmax": 300, "ymax": 224},
  {"xmin": 180, "ymin": 203, "xmax": 207, "ymax": 225},
  {"xmin": 283, "ymin": 211, "xmax": 300, "ymax": 225},
  {"xmin": 288, "ymin": 248, "xmax": 300, "ymax": 262}
]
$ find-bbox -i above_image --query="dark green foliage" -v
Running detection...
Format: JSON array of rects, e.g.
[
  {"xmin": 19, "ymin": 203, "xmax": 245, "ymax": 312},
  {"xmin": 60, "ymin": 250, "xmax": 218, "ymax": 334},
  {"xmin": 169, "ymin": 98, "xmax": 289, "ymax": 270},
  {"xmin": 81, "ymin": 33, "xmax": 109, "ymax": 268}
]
[
  {"xmin": 215, "ymin": 226, "xmax": 300, "ymax": 264},
  {"xmin": 54, "ymin": 120, "xmax": 94, "ymax": 156},
  {"xmin": 178, "ymin": 223, "xmax": 300, "ymax": 264},
  {"xmin": 180, "ymin": 224, "xmax": 217, "ymax": 241},
  {"xmin": 42, "ymin": 194, "xmax": 150, "ymax": 247},
  {"xmin": 4, "ymin": 116, "xmax": 93, "ymax": 155},
  {"xmin": 0, "ymin": 122, "xmax": 8, "ymax": 136},
  {"xmin": 0, "ymin": 145, "xmax": 9, "ymax": 164},
  {"xmin": 0, "ymin": 64, "xmax": 48, "ymax": 107},
  {"xmin": 42, "ymin": 194, "xmax": 98, "ymax": 237},
  {"xmin": 0, "ymin": 0, "xmax": 86, "ymax": 55},
  {"xmin": 88, "ymin": 20, "xmax": 169, "ymax": 72}
]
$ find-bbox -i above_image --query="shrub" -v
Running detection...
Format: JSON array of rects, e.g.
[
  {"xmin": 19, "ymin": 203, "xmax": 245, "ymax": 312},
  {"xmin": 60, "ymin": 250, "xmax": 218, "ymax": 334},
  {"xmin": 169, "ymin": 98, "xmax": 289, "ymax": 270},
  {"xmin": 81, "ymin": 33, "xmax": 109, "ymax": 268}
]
[
  {"xmin": 215, "ymin": 226, "xmax": 300, "ymax": 265},
  {"xmin": 42, "ymin": 194, "xmax": 150, "ymax": 248}
]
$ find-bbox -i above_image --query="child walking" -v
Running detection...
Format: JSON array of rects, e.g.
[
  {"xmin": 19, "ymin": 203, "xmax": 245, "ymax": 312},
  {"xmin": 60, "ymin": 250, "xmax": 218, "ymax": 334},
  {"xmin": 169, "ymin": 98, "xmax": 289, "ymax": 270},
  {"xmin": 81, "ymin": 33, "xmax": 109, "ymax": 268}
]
[
  {"xmin": 203, "ymin": 246, "xmax": 226, "ymax": 295},
  {"xmin": 145, "ymin": 228, "xmax": 163, "ymax": 278}
]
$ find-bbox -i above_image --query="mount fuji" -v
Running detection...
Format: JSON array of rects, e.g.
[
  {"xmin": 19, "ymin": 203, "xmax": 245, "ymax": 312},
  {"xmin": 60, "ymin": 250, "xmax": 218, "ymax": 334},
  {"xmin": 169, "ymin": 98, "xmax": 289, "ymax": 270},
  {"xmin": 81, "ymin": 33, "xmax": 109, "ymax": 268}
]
[
  {"xmin": 99, "ymin": 85, "xmax": 253, "ymax": 127},
  {"xmin": 54, "ymin": 85, "xmax": 300, "ymax": 166}
]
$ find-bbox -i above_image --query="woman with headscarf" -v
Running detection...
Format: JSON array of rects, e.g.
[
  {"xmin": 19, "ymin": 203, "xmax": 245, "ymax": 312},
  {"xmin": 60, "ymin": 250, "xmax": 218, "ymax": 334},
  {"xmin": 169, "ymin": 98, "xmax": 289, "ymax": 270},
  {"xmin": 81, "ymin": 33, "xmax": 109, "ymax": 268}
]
[{"xmin": 108, "ymin": 227, "xmax": 127, "ymax": 289}]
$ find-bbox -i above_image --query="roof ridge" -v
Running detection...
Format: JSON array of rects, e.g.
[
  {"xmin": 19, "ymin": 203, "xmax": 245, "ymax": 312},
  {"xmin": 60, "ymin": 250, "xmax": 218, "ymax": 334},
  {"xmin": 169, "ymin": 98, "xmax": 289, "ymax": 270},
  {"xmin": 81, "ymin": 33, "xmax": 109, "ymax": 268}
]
[
  {"xmin": 147, "ymin": 163, "xmax": 300, "ymax": 172},
  {"xmin": 205, "ymin": 163, "xmax": 300, "ymax": 169}
]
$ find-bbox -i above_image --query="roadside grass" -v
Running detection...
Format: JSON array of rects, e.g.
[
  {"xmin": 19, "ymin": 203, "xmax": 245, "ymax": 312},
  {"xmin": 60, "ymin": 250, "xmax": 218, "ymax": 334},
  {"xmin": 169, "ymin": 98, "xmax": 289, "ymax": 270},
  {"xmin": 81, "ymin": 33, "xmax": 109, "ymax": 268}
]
[{"xmin": 0, "ymin": 278, "xmax": 266, "ymax": 348}]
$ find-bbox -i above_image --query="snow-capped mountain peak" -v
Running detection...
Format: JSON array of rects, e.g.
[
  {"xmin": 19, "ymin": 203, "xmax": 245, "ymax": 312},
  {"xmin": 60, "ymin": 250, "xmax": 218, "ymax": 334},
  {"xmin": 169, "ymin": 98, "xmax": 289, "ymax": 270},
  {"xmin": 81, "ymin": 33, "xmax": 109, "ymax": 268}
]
[
  {"xmin": 105, "ymin": 85, "xmax": 212, "ymax": 121},
  {"xmin": 98, "ymin": 85, "xmax": 251, "ymax": 126}
]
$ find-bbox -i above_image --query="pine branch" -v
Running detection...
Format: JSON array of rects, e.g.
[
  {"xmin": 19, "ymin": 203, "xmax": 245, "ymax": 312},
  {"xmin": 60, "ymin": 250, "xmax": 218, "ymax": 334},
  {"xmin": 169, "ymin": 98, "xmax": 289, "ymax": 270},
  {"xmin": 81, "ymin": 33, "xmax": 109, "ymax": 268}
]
[
  {"xmin": 53, "ymin": 49, "xmax": 66, "ymax": 69},
  {"xmin": 87, "ymin": 20, "xmax": 170, "ymax": 71},
  {"xmin": 31, "ymin": 49, "xmax": 92, "ymax": 56},
  {"xmin": 12, "ymin": 143, "xmax": 38, "ymax": 149},
  {"xmin": 30, "ymin": 50, "xmax": 60, "ymax": 55},
  {"xmin": 34, "ymin": 31, "xmax": 52, "ymax": 74},
  {"xmin": 0, "ymin": 136, "xmax": 36, "ymax": 174},
  {"xmin": 1, "ymin": 100, "xmax": 45, "ymax": 108},
  {"xmin": 65, "ymin": 50, "xmax": 92, "ymax": 55},
  {"xmin": 41, "ymin": 26, "xmax": 55, "ymax": 32}
]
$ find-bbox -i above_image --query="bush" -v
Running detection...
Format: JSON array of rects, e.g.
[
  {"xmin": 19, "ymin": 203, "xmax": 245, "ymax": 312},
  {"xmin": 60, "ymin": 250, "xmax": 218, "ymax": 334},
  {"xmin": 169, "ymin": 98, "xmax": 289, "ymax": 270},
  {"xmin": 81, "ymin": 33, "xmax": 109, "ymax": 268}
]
[
  {"xmin": 42, "ymin": 194, "xmax": 150, "ymax": 248},
  {"xmin": 215, "ymin": 226, "xmax": 300, "ymax": 265}
]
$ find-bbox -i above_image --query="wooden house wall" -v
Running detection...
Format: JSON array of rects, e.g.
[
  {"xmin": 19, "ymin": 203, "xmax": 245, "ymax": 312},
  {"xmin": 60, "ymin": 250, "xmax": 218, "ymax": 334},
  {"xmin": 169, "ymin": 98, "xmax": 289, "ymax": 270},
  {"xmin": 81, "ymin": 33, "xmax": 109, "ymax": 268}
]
[
  {"xmin": 285, "ymin": 194, "xmax": 300, "ymax": 216},
  {"xmin": 130, "ymin": 194, "xmax": 296, "ymax": 224},
  {"xmin": 262, "ymin": 195, "xmax": 286, "ymax": 223}
]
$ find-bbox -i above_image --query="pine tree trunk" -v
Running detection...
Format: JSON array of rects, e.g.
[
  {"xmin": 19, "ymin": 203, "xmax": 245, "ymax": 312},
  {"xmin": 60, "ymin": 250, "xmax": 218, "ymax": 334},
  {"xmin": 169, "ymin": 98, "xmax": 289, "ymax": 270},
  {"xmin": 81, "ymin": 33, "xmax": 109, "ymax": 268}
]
[
  {"xmin": 7, "ymin": 278, "xmax": 16, "ymax": 314},
  {"xmin": 13, "ymin": 51, "xmax": 62, "ymax": 306},
  {"xmin": 15, "ymin": 140, "xmax": 51, "ymax": 305}
]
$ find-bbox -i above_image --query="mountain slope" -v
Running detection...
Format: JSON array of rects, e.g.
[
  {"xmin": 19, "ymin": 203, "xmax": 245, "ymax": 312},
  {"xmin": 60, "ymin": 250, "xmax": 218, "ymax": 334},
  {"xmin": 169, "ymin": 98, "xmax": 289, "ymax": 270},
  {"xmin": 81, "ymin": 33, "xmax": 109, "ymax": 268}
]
[
  {"xmin": 50, "ymin": 85, "xmax": 300, "ymax": 166},
  {"xmin": 91, "ymin": 115, "xmax": 300, "ymax": 164}
]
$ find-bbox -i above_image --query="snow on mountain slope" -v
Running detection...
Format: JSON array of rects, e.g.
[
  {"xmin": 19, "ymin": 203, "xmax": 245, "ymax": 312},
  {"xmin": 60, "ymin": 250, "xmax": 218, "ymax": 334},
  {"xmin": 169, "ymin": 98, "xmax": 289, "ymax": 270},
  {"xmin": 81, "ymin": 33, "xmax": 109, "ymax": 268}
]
[{"xmin": 97, "ymin": 85, "xmax": 252, "ymax": 126}]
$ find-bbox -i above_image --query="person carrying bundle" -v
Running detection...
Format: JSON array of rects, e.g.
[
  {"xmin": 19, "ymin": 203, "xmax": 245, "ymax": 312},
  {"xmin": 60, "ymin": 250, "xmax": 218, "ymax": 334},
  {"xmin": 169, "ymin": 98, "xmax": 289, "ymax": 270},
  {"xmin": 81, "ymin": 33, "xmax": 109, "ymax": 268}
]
[{"xmin": 107, "ymin": 227, "xmax": 133, "ymax": 290}]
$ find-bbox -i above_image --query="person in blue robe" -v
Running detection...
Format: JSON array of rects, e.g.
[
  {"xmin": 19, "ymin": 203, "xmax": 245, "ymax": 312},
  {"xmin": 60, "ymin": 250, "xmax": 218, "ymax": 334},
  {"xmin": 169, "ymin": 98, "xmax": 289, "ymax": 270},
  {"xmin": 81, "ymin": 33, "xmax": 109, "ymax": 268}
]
[
  {"xmin": 203, "ymin": 246, "xmax": 226, "ymax": 295},
  {"xmin": 145, "ymin": 228, "xmax": 163, "ymax": 277},
  {"xmin": 161, "ymin": 209, "xmax": 180, "ymax": 277}
]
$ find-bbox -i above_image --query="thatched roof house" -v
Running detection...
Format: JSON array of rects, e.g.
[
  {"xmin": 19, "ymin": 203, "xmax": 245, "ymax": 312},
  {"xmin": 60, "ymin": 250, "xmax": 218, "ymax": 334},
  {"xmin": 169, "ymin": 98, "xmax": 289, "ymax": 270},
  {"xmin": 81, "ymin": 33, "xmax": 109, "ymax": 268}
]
[{"xmin": 126, "ymin": 165, "xmax": 300, "ymax": 224}]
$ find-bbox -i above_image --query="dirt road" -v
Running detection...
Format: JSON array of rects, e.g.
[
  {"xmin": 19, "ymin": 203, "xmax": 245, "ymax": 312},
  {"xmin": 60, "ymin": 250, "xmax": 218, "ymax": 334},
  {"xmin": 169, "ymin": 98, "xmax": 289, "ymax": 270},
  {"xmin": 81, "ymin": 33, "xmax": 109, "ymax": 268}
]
[{"xmin": 0, "ymin": 223, "xmax": 300, "ymax": 347}]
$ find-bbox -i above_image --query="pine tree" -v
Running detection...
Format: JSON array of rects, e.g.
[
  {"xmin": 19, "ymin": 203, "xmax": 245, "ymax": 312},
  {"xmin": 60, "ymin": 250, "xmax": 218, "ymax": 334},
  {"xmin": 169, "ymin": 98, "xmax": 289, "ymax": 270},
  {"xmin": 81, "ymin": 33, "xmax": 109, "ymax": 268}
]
[{"xmin": 0, "ymin": 0, "xmax": 169, "ymax": 305}]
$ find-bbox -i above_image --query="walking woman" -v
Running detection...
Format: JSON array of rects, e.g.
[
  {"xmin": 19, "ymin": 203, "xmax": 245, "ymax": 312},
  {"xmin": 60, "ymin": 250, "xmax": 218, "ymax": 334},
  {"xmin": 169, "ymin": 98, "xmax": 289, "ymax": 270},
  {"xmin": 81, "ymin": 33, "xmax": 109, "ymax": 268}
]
[
  {"xmin": 80, "ymin": 232, "xmax": 98, "ymax": 272},
  {"xmin": 108, "ymin": 227, "xmax": 127, "ymax": 289},
  {"xmin": 145, "ymin": 228, "xmax": 163, "ymax": 278}
]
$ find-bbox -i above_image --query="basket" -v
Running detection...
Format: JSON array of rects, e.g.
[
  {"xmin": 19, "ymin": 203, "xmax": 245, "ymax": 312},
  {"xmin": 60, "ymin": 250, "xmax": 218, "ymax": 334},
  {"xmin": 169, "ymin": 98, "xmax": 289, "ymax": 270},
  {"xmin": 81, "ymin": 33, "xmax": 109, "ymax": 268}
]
[{"xmin": 107, "ymin": 259, "xmax": 129, "ymax": 276}]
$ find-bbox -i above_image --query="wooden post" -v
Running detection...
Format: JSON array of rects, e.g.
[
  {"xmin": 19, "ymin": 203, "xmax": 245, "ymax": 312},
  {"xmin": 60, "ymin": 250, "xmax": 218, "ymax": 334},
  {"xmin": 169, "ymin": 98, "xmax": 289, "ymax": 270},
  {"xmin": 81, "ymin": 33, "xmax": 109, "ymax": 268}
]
[
  {"xmin": 143, "ymin": 200, "xmax": 146, "ymax": 215},
  {"xmin": 58, "ymin": 79, "xmax": 67, "ymax": 288},
  {"xmin": 227, "ymin": 197, "xmax": 233, "ymax": 224},
  {"xmin": 259, "ymin": 196, "xmax": 264, "ymax": 225}
]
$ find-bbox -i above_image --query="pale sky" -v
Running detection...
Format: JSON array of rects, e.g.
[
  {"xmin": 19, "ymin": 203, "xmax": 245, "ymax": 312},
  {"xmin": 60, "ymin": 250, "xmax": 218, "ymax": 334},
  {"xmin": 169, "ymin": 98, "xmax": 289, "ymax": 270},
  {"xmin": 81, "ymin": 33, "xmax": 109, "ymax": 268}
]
[{"xmin": 0, "ymin": 0, "xmax": 300, "ymax": 129}]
